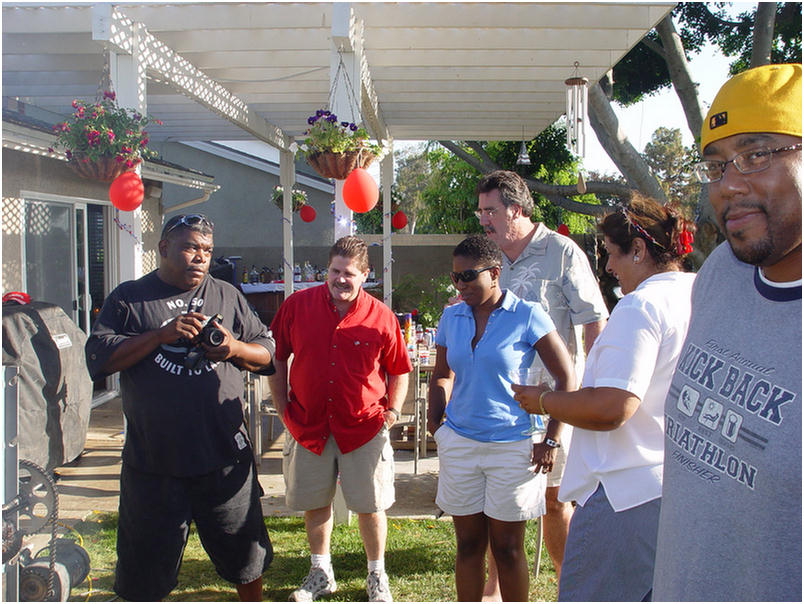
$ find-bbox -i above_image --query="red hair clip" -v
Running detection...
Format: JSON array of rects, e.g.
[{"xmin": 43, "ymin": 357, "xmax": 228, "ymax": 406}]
[{"xmin": 677, "ymin": 222, "xmax": 694, "ymax": 255}]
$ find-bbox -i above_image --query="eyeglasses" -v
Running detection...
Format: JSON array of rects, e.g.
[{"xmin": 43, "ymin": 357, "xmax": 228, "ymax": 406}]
[
  {"xmin": 474, "ymin": 208, "xmax": 501, "ymax": 220},
  {"xmin": 693, "ymin": 144, "xmax": 802, "ymax": 183},
  {"xmin": 162, "ymin": 214, "xmax": 214, "ymax": 237},
  {"xmin": 450, "ymin": 266, "xmax": 497, "ymax": 283}
]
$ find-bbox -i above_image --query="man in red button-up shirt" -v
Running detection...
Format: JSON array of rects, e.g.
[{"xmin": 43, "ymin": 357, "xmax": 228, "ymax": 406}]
[{"xmin": 269, "ymin": 236, "xmax": 412, "ymax": 602}]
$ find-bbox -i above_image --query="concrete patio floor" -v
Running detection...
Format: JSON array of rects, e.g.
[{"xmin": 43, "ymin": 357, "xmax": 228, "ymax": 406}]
[{"xmin": 51, "ymin": 398, "xmax": 441, "ymax": 526}]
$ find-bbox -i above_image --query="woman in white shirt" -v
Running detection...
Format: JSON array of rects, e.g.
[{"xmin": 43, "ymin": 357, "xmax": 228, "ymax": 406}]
[{"xmin": 514, "ymin": 195, "xmax": 696, "ymax": 601}]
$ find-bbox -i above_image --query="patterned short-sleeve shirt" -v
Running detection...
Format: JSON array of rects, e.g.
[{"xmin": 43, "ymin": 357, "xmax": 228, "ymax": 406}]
[{"xmin": 499, "ymin": 223, "xmax": 609, "ymax": 375}]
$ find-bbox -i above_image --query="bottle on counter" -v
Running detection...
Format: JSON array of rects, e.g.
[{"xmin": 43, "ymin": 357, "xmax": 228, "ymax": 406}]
[
  {"xmin": 249, "ymin": 265, "xmax": 260, "ymax": 283},
  {"xmin": 293, "ymin": 263, "xmax": 301, "ymax": 283},
  {"xmin": 241, "ymin": 267, "xmax": 249, "ymax": 284},
  {"xmin": 303, "ymin": 261, "xmax": 315, "ymax": 282},
  {"xmin": 260, "ymin": 266, "xmax": 270, "ymax": 283}
]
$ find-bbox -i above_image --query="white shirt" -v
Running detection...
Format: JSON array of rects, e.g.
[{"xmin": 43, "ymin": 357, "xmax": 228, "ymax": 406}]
[{"xmin": 559, "ymin": 271, "xmax": 696, "ymax": 512}]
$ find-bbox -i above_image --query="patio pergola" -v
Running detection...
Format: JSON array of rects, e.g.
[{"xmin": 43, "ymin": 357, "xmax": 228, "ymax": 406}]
[{"xmin": 2, "ymin": 1, "xmax": 675, "ymax": 304}]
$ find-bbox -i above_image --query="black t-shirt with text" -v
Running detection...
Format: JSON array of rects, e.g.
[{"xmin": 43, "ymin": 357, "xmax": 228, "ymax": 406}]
[{"xmin": 86, "ymin": 271, "xmax": 274, "ymax": 476}]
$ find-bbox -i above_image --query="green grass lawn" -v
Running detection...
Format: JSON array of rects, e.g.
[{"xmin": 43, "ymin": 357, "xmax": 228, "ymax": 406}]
[{"xmin": 67, "ymin": 513, "xmax": 559, "ymax": 602}]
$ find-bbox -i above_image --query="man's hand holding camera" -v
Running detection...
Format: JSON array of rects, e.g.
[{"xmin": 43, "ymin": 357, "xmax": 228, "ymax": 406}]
[{"xmin": 194, "ymin": 316, "xmax": 235, "ymax": 363}]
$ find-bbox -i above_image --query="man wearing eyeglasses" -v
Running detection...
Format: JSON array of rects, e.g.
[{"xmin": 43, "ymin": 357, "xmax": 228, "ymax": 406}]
[
  {"xmin": 653, "ymin": 64, "xmax": 801, "ymax": 601},
  {"xmin": 86, "ymin": 213, "xmax": 275, "ymax": 601},
  {"xmin": 475, "ymin": 170, "xmax": 608, "ymax": 590}
]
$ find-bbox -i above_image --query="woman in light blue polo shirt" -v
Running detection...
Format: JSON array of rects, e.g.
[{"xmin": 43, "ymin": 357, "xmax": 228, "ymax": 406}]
[{"xmin": 427, "ymin": 235, "xmax": 575, "ymax": 602}]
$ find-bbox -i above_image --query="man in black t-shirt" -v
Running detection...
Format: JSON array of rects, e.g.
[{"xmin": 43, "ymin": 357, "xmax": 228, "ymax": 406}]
[{"xmin": 86, "ymin": 214, "xmax": 275, "ymax": 601}]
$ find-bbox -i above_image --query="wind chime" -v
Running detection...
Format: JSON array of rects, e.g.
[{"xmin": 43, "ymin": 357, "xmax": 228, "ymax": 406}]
[
  {"xmin": 565, "ymin": 62, "xmax": 589, "ymax": 193},
  {"xmin": 516, "ymin": 125, "xmax": 531, "ymax": 166}
]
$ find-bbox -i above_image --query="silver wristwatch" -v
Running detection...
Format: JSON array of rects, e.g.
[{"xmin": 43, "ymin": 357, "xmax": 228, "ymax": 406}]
[{"xmin": 544, "ymin": 438, "xmax": 561, "ymax": 449}]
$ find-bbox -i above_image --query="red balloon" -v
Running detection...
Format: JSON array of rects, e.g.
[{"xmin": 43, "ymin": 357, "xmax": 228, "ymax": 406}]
[
  {"xmin": 392, "ymin": 211, "xmax": 408, "ymax": 229},
  {"xmin": 109, "ymin": 171, "xmax": 144, "ymax": 211},
  {"xmin": 299, "ymin": 204, "xmax": 317, "ymax": 223},
  {"xmin": 557, "ymin": 223, "xmax": 570, "ymax": 236},
  {"xmin": 342, "ymin": 168, "xmax": 379, "ymax": 213}
]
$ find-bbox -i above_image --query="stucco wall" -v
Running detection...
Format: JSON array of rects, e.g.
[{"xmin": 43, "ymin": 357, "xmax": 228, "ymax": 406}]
[
  {"xmin": 153, "ymin": 143, "xmax": 335, "ymax": 268},
  {"xmin": 1, "ymin": 148, "xmax": 161, "ymax": 293}
]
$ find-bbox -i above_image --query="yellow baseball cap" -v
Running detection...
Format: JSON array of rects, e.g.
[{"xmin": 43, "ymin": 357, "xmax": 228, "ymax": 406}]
[{"xmin": 701, "ymin": 63, "xmax": 802, "ymax": 151}]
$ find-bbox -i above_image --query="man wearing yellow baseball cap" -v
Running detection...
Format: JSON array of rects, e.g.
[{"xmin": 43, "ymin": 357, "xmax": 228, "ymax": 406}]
[{"xmin": 653, "ymin": 63, "xmax": 801, "ymax": 602}]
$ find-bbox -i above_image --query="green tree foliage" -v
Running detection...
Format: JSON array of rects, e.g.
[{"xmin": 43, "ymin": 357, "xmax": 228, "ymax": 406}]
[
  {"xmin": 611, "ymin": 2, "xmax": 801, "ymax": 106},
  {"xmin": 392, "ymin": 273, "xmax": 456, "ymax": 328},
  {"xmin": 353, "ymin": 191, "xmax": 387, "ymax": 233},
  {"xmin": 677, "ymin": 2, "xmax": 801, "ymax": 73},
  {"xmin": 642, "ymin": 127, "xmax": 700, "ymax": 210},
  {"xmin": 415, "ymin": 145, "xmax": 483, "ymax": 234},
  {"xmin": 393, "ymin": 149, "xmax": 431, "ymax": 231}
]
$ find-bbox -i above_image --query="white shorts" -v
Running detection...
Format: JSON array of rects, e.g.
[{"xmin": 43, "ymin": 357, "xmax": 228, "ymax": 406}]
[{"xmin": 434, "ymin": 425, "xmax": 546, "ymax": 522}]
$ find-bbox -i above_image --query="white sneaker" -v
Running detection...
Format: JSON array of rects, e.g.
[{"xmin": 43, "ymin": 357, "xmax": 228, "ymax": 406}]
[
  {"xmin": 366, "ymin": 570, "xmax": 393, "ymax": 602},
  {"xmin": 289, "ymin": 566, "xmax": 337, "ymax": 602}
]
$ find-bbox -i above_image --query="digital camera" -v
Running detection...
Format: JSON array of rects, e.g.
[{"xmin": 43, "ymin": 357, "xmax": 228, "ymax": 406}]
[{"xmin": 183, "ymin": 313, "xmax": 224, "ymax": 370}]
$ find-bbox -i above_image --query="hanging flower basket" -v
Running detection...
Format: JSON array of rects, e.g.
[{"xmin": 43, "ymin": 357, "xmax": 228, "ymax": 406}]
[
  {"xmin": 271, "ymin": 185, "xmax": 308, "ymax": 212},
  {"xmin": 50, "ymin": 90, "xmax": 160, "ymax": 182},
  {"xmin": 67, "ymin": 154, "xmax": 140, "ymax": 182},
  {"xmin": 306, "ymin": 149, "xmax": 376, "ymax": 180},
  {"xmin": 301, "ymin": 109, "xmax": 381, "ymax": 180}
]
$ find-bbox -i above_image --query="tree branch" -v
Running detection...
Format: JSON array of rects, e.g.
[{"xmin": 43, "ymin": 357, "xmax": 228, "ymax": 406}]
[
  {"xmin": 438, "ymin": 140, "xmax": 498, "ymax": 173},
  {"xmin": 751, "ymin": 2, "xmax": 776, "ymax": 67},
  {"xmin": 641, "ymin": 37, "xmax": 667, "ymax": 61},
  {"xmin": 656, "ymin": 15, "xmax": 704, "ymax": 147},
  {"xmin": 437, "ymin": 140, "xmax": 634, "ymax": 216},
  {"xmin": 587, "ymin": 83, "xmax": 668, "ymax": 203},
  {"xmin": 699, "ymin": 4, "xmax": 744, "ymax": 28}
]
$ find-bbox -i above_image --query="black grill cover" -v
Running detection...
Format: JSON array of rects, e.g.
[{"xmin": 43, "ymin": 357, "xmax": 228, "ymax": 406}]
[{"xmin": 2, "ymin": 302, "xmax": 93, "ymax": 470}]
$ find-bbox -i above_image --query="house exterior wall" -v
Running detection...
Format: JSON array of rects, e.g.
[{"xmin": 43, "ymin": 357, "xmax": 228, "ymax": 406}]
[
  {"xmin": 154, "ymin": 142, "xmax": 336, "ymax": 276},
  {"xmin": 1, "ymin": 148, "xmax": 160, "ymax": 293}
]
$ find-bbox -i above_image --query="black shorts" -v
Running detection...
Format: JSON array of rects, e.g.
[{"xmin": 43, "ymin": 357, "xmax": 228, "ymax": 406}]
[{"xmin": 114, "ymin": 458, "xmax": 273, "ymax": 601}]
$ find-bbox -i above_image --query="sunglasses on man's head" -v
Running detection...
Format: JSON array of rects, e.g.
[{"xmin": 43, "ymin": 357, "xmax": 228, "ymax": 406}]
[
  {"xmin": 450, "ymin": 266, "xmax": 497, "ymax": 283},
  {"xmin": 162, "ymin": 214, "xmax": 214, "ymax": 238}
]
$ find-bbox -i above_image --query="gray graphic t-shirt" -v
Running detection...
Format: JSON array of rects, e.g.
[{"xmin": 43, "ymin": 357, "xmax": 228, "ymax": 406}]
[{"xmin": 653, "ymin": 243, "xmax": 802, "ymax": 601}]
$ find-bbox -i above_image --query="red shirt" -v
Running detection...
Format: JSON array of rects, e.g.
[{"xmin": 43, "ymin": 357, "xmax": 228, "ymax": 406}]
[{"xmin": 271, "ymin": 284, "xmax": 412, "ymax": 454}]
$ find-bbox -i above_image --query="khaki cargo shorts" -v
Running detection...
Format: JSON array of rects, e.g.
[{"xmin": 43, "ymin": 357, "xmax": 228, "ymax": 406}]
[{"xmin": 283, "ymin": 427, "xmax": 396, "ymax": 514}]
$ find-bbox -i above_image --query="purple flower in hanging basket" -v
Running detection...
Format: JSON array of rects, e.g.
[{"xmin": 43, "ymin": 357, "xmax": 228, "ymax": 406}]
[
  {"xmin": 107, "ymin": 131, "xmax": 115, "ymax": 142},
  {"xmin": 326, "ymin": 115, "xmax": 338, "ymax": 123},
  {"xmin": 341, "ymin": 121, "xmax": 350, "ymax": 127},
  {"xmin": 65, "ymin": 150, "xmax": 72, "ymax": 159},
  {"xmin": 307, "ymin": 116, "xmax": 316, "ymax": 125},
  {"xmin": 103, "ymin": 90, "xmax": 116, "ymax": 101},
  {"xmin": 349, "ymin": 123, "xmax": 358, "ymax": 131},
  {"xmin": 323, "ymin": 110, "xmax": 331, "ymax": 116},
  {"xmin": 316, "ymin": 109, "xmax": 324, "ymax": 117}
]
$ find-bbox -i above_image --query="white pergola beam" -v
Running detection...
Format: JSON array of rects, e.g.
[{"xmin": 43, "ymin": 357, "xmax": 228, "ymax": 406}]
[{"xmin": 92, "ymin": 5, "xmax": 291, "ymax": 152}]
